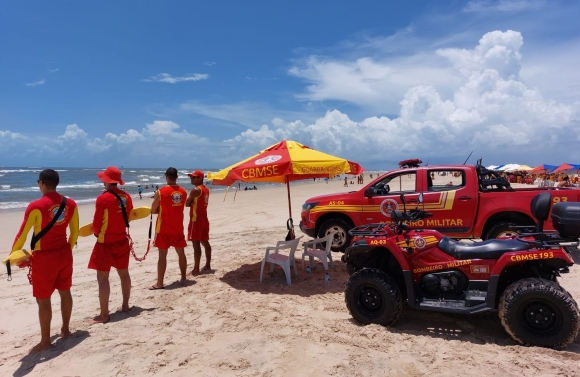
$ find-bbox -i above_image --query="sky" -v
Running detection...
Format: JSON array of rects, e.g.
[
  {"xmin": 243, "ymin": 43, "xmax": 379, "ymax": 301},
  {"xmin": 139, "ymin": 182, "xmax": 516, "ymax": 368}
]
[{"xmin": 1, "ymin": 0, "xmax": 579, "ymax": 170}]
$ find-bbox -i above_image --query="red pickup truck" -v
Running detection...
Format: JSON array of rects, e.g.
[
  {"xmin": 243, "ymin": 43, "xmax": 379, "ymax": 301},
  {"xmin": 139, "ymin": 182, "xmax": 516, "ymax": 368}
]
[{"xmin": 299, "ymin": 159, "xmax": 580, "ymax": 252}]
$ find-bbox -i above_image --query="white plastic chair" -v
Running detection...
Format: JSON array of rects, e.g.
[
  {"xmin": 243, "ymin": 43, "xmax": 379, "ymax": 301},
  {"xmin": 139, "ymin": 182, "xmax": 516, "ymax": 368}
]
[
  {"xmin": 302, "ymin": 232, "xmax": 335, "ymax": 271},
  {"xmin": 260, "ymin": 236, "xmax": 303, "ymax": 285}
]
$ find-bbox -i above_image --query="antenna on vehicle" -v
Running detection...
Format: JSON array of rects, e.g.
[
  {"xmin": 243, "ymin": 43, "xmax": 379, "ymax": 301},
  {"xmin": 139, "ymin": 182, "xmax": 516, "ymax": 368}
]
[
  {"xmin": 463, "ymin": 151, "xmax": 473, "ymax": 165},
  {"xmin": 425, "ymin": 158, "xmax": 429, "ymax": 166}
]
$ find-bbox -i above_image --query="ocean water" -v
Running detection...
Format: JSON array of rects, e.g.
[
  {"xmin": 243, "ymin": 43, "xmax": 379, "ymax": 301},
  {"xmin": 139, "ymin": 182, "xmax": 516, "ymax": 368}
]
[
  {"xmin": 0, "ymin": 168, "xmax": 219, "ymax": 212},
  {"xmin": 0, "ymin": 167, "xmax": 334, "ymax": 212}
]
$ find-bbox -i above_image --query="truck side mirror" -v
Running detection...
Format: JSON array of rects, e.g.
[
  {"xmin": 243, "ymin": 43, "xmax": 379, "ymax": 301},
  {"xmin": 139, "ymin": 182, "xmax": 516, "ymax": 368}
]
[{"xmin": 364, "ymin": 187, "xmax": 374, "ymax": 198}]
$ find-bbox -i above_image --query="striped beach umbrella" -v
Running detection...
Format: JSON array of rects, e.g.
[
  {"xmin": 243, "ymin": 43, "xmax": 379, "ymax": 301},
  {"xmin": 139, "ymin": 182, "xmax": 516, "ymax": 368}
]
[{"xmin": 208, "ymin": 140, "xmax": 364, "ymax": 218}]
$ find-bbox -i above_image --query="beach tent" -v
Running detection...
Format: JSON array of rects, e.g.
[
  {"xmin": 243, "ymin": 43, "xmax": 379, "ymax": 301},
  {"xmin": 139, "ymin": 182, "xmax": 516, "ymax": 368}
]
[
  {"xmin": 486, "ymin": 165, "xmax": 500, "ymax": 170},
  {"xmin": 207, "ymin": 140, "xmax": 364, "ymax": 219},
  {"xmin": 530, "ymin": 164, "xmax": 558, "ymax": 174},
  {"xmin": 504, "ymin": 164, "xmax": 533, "ymax": 172},
  {"xmin": 553, "ymin": 163, "xmax": 580, "ymax": 174},
  {"xmin": 498, "ymin": 164, "xmax": 520, "ymax": 172}
]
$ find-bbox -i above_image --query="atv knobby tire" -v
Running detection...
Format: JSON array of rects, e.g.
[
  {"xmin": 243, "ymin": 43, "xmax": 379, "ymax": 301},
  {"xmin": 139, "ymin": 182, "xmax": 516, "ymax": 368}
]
[
  {"xmin": 345, "ymin": 268, "xmax": 402, "ymax": 326},
  {"xmin": 499, "ymin": 278, "xmax": 580, "ymax": 349}
]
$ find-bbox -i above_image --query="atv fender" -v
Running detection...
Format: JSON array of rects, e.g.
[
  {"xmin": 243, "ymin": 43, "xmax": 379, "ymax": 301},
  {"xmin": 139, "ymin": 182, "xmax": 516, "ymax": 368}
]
[{"xmin": 343, "ymin": 241, "xmax": 411, "ymax": 271}]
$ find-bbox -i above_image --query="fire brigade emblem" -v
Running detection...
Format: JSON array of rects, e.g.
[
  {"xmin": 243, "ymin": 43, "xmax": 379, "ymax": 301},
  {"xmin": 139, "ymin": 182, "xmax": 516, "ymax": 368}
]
[
  {"xmin": 414, "ymin": 236, "xmax": 427, "ymax": 249},
  {"xmin": 50, "ymin": 205, "xmax": 67, "ymax": 223},
  {"xmin": 118, "ymin": 196, "xmax": 127, "ymax": 209},
  {"xmin": 379, "ymin": 199, "xmax": 398, "ymax": 217},
  {"xmin": 171, "ymin": 192, "xmax": 183, "ymax": 204},
  {"xmin": 255, "ymin": 155, "xmax": 282, "ymax": 165}
]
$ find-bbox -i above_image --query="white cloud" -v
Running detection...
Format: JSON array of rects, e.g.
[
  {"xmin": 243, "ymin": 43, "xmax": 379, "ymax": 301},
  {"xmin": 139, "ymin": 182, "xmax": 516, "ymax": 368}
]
[
  {"xmin": 58, "ymin": 124, "xmax": 88, "ymax": 141},
  {"xmin": 25, "ymin": 79, "xmax": 45, "ymax": 87},
  {"xmin": 463, "ymin": 0, "xmax": 546, "ymax": 13},
  {"xmin": 48, "ymin": 68, "xmax": 59, "ymax": 73},
  {"xmin": 105, "ymin": 129, "xmax": 145, "ymax": 144},
  {"xmin": 143, "ymin": 73, "xmax": 209, "ymax": 84},
  {"xmin": 204, "ymin": 61, "xmax": 216, "ymax": 66},
  {"xmin": 144, "ymin": 120, "xmax": 180, "ymax": 135},
  {"xmin": 0, "ymin": 130, "xmax": 26, "ymax": 140},
  {"xmin": 86, "ymin": 138, "xmax": 111, "ymax": 153},
  {"xmin": 288, "ymin": 51, "xmax": 461, "ymax": 114}
]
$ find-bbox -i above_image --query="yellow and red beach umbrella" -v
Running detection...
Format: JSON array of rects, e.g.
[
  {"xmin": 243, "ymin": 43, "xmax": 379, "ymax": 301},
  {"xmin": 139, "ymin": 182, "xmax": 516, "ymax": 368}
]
[{"xmin": 208, "ymin": 140, "xmax": 363, "ymax": 218}]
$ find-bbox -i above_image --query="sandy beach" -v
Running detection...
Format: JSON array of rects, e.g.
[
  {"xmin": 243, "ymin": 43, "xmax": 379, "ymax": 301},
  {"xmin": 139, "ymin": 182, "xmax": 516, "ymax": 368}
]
[{"xmin": 1, "ymin": 179, "xmax": 579, "ymax": 377}]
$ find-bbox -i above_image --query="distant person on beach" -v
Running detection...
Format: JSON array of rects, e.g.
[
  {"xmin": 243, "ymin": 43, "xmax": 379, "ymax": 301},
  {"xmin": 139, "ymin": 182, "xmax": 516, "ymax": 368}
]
[
  {"xmin": 344, "ymin": 177, "xmax": 348, "ymax": 187},
  {"xmin": 10, "ymin": 169, "xmax": 79, "ymax": 353},
  {"xmin": 557, "ymin": 176, "xmax": 571, "ymax": 188},
  {"xmin": 149, "ymin": 167, "xmax": 188, "ymax": 289},
  {"xmin": 137, "ymin": 185, "xmax": 143, "ymax": 199},
  {"xmin": 186, "ymin": 170, "xmax": 212, "ymax": 275},
  {"xmin": 88, "ymin": 166, "xmax": 133, "ymax": 324}
]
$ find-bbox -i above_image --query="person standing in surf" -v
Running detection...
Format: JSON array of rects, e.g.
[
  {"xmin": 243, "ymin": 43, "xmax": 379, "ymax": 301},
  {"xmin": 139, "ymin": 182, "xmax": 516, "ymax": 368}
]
[
  {"xmin": 88, "ymin": 166, "xmax": 134, "ymax": 324},
  {"xmin": 186, "ymin": 170, "xmax": 212, "ymax": 275},
  {"xmin": 10, "ymin": 169, "xmax": 79, "ymax": 353},
  {"xmin": 149, "ymin": 167, "xmax": 188, "ymax": 289}
]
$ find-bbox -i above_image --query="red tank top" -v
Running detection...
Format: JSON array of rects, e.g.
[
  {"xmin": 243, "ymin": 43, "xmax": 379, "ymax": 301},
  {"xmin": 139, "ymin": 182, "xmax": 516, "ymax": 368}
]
[
  {"xmin": 156, "ymin": 185, "xmax": 187, "ymax": 235},
  {"xmin": 93, "ymin": 188, "xmax": 134, "ymax": 243},
  {"xmin": 189, "ymin": 185, "xmax": 209, "ymax": 222}
]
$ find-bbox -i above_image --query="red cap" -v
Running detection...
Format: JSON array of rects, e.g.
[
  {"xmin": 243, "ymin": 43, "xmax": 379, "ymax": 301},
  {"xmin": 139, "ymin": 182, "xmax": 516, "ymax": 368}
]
[
  {"xmin": 187, "ymin": 170, "xmax": 204, "ymax": 178},
  {"xmin": 97, "ymin": 166, "xmax": 125, "ymax": 185}
]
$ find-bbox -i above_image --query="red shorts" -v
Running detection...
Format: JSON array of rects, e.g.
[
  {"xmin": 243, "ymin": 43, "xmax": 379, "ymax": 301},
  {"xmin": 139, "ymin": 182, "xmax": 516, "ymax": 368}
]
[
  {"xmin": 153, "ymin": 233, "xmax": 187, "ymax": 249},
  {"xmin": 31, "ymin": 247, "xmax": 73, "ymax": 299},
  {"xmin": 88, "ymin": 238, "xmax": 130, "ymax": 271},
  {"xmin": 188, "ymin": 218, "xmax": 210, "ymax": 241}
]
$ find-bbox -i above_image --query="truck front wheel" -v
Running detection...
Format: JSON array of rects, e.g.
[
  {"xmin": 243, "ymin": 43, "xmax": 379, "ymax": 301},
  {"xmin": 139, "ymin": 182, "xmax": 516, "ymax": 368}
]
[{"xmin": 318, "ymin": 219, "xmax": 351, "ymax": 252}]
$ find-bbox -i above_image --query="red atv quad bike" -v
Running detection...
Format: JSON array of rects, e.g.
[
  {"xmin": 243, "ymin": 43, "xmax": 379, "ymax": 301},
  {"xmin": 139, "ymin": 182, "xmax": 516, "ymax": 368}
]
[{"xmin": 342, "ymin": 191, "xmax": 580, "ymax": 348}]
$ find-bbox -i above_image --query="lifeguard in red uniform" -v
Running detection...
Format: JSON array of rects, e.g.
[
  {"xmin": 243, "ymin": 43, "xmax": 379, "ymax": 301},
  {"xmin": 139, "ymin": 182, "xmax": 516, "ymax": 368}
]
[
  {"xmin": 186, "ymin": 170, "xmax": 212, "ymax": 275},
  {"xmin": 88, "ymin": 166, "xmax": 134, "ymax": 323},
  {"xmin": 149, "ymin": 167, "xmax": 188, "ymax": 289},
  {"xmin": 11, "ymin": 169, "xmax": 79, "ymax": 353}
]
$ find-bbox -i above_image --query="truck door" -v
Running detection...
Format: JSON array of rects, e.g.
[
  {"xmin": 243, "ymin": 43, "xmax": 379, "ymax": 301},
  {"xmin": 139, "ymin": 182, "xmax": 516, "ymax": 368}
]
[
  {"xmin": 422, "ymin": 169, "xmax": 475, "ymax": 234},
  {"xmin": 363, "ymin": 171, "xmax": 418, "ymax": 223}
]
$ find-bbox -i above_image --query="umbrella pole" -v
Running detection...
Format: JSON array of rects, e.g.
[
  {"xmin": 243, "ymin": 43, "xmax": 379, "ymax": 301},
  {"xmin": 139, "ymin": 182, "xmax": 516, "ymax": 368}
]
[{"xmin": 286, "ymin": 177, "xmax": 292, "ymax": 219}]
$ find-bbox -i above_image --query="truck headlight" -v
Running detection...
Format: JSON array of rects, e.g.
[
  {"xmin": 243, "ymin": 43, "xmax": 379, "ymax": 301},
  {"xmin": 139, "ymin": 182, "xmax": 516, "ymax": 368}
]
[{"xmin": 302, "ymin": 202, "xmax": 319, "ymax": 211}]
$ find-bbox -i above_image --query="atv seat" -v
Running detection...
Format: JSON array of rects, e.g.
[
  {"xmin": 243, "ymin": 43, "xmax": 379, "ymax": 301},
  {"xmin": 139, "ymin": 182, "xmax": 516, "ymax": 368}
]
[{"xmin": 439, "ymin": 237, "xmax": 530, "ymax": 260}]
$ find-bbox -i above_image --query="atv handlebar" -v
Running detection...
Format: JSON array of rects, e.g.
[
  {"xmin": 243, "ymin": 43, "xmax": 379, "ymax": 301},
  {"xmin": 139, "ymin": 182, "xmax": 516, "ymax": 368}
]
[{"xmin": 390, "ymin": 209, "xmax": 433, "ymax": 223}]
